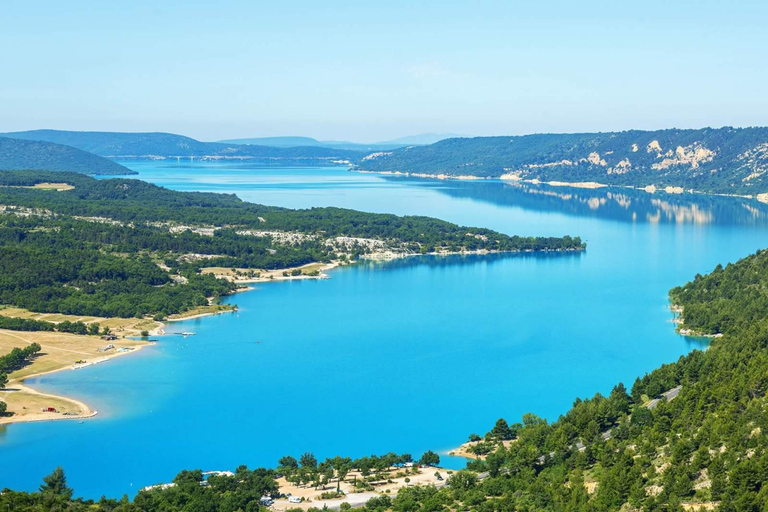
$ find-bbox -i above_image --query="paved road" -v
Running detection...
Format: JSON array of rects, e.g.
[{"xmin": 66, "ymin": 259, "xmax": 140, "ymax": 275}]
[
  {"xmin": 535, "ymin": 386, "xmax": 683, "ymax": 464},
  {"xmin": 647, "ymin": 385, "xmax": 682, "ymax": 409}
]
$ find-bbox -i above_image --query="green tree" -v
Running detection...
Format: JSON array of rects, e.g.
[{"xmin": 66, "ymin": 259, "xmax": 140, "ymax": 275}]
[
  {"xmin": 447, "ymin": 470, "xmax": 476, "ymax": 492},
  {"xmin": 490, "ymin": 418, "xmax": 514, "ymax": 440},
  {"xmin": 419, "ymin": 450, "xmax": 440, "ymax": 466},
  {"xmin": 300, "ymin": 452, "xmax": 318, "ymax": 469},
  {"xmin": 279, "ymin": 455, "xmax": 299, "ymax": 472},
  {"xmin": 39, "ymin": 467, "xmax": 73, "ymax": 499}
]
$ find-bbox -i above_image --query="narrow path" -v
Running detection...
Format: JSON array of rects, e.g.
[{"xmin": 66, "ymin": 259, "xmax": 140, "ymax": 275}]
[{"xmin": 0, "ymin": 329, "xmax": 95, "ymax": 356}]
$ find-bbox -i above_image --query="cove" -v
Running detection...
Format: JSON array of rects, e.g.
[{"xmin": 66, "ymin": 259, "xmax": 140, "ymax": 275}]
[{"xmin": 3, "ymin": 161, "xmax": 768, "ymax": 498}]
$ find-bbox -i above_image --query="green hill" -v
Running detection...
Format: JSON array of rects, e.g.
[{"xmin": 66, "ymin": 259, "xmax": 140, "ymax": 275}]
[
  {"xmin": 358, "ymin": 127, "xmax": 768, "ymax": 194},
  {"xmin": 0, "ymin": 137, "xmax": 133, "ymax": 175},
  {"xmin": 0, "ymin": 170, "xmax": 582, "ymax": 319},
  {"xmin": 218, "ymin": 133, "xmax": 461, "ymax": 150},
  {"xmin": 219, "ymin": 135, "xmax": 325, "ymax": 146},
  {"xmin": 1, "ymin": 130, "xmax": 363, "ymax": 160}
]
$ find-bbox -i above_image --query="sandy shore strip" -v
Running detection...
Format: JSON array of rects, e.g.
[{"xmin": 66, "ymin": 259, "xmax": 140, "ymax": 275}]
[
  {"xmin": 0, "ymin": 334, "xmax": 150, "ymax": 425},
  {"xmin": 446, "ymin": 439, "xmax": 516, "ymax": 460},
  {"xmin": 201, "ymin": 261, "xmax": 341, "ymax": 285},
  {"xmin": 0, "ymin": 262, "xmax": 345, "ymax": 426},
  {"xmin": 0, "ymin": 381, "xmax": 96, "ymax": 425},
  {"xmin": 355, "ymin": 168, "xmax": 768, "ymax": 200}
]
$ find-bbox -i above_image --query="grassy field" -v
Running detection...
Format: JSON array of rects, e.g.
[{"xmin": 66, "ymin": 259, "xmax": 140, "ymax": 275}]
[
  {"xmin": 0, "ymin": 329, "xmax": 147, "ymax": 380},
  {"xmin": 0, "ymin": 306, "xmax": 159, "ymax": 335},
  {"xmin": 0, "ymin": 327, "xmax": 149, "ymax": 423}
]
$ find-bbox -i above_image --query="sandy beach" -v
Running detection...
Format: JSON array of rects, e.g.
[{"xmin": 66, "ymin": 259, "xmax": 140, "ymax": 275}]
[
  {"xmin": 0, "ymin": 328, "xmax": 150, "ymax": 425},
  {"xmin": 201, "ymin": 261, "xmax": 341, "ymax": 285},
  {"xmin": 446, "ymin": 439, "xmax": 516, "ymax": 460},
  {"xmin": 0, "ymin": 261, "xmax": 344, "ymax": 426}
]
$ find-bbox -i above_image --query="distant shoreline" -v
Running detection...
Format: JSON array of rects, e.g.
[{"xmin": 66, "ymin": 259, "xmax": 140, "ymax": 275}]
[{"xmin": 353, "ymin": 169, "xmax": 764, "ymax": 201}]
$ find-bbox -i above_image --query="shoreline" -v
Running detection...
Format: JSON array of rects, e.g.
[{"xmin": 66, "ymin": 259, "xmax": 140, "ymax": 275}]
[
  {"xmin": 360, "ymin": 246, "xmax": 583, "ymax": 262},
  {"xmin": 353, "ymin": 168, "xmax": 762, "ymax": 200},
  {"xmin": 445, "ymin": 439, "xmax": 516, "ymax": 460},
  {"xmin": 669, "ymin": 304, "xmax": 724, "ymax": 339},
  {"xmin": 1, "ymin": 249, "xmax": 574, "ymax": 428},
  {"xmin": 0, "ymin": 262, "xmax": 345, "ymax": 427},
  {"xmin": 0, "ymin": 342, "xmax": 150, "ymax": 425},
  {"xmin": 222, "ymin": 261, "xmax": 341, "ymax": 285}
]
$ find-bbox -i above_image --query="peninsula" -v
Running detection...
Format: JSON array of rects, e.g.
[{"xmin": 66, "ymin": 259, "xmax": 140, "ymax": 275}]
[{"xmin": 0, "ymin": 170, "xmax": 584, "ymax": 423}]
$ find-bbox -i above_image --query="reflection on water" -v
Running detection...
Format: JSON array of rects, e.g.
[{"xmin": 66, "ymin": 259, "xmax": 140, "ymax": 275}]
[
  {"xmin": 364, "ymin": 249, "xmax": 584, "ymax": 272},
  {"xmin": 385, "ymin": 176, "xmax": 768, "ymax": 227}
]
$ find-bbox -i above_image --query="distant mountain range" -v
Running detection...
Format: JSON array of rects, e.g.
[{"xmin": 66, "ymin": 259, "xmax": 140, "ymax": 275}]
[
  {"xmin": 357, "ymin": 127, "xmax": 768, "ymax": 195},
  {"xmin": 0, "ymin": 137, "xmax": 134, "ymax": 175},
  {"xmin": 0, "ymin": 130, "xmax": 362, "ymax": 160},
  {"xmin": 4, "ymin": 127, "xmax": 768, "ymax": 194},
  {"xmin": 217, "ymin": 133, "xmax": 463, "ymax": 151}
]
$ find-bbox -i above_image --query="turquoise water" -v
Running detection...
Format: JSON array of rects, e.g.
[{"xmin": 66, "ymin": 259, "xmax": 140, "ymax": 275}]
[{"xmin": 3, "ymin": 160, "xmax": 768, "ymax": 498}]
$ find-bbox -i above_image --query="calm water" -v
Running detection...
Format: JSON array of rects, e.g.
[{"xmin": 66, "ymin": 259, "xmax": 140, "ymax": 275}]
[{"xmin": 2, "ymin": 160, "xmax": 768, "ymax": 498}]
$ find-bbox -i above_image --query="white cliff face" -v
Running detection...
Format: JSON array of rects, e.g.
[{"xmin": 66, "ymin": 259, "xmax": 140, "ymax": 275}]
[
  {"xmin": 647, "ymin": 140, "xmax": 663, "ymax": 154},
  {"xmin": 738, "ymin": 143, "xmax": 768, "ymax": 182},
  {"xmin": 587, "ymin": 152, "xmax": 607, "ymax": 166},
  {"xmin": 651, "ymin": 144, "xmax": 716, "ymax": 170},
  {"xmin": 607, "ymin": 158, "xmax": 632, "ymax": 175},
  {"xmin": 361, "ymin": 151, "xmax": 392, "ymax": 161}
]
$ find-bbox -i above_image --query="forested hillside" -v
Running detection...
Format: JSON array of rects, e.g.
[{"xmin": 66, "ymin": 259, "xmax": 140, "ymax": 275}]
[
  {"xmin": 1, "ymin": 130, "xmax": 363, "ymax": 161},
  {"xmin": 6, "ymin": 246, "xmax": 768, "ymax": 509},
  {"xmin": 358, "ymin": 127, "xmax": 768, "ymax": 195},
  {"xmin": 670, "ymin": 249, "xmax": 768, "ymax": 336},
  {"xmin": 0, "ymin": 137, "xmax": 133, "ymax": 175},
  {"xmin": 0, "ymin": 171, "xmax": 582, "ymax": 318}
]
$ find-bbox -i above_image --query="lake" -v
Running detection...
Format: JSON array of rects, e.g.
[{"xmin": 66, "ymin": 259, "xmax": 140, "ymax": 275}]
[{"xmin": 3, "ymin": 160, "xmax": 768, "ymax": 498}]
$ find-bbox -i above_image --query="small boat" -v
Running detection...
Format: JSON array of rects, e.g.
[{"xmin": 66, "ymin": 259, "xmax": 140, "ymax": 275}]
[{"xmin": 181, "ymin": 332, "xmax": 196, "ymax": 336}]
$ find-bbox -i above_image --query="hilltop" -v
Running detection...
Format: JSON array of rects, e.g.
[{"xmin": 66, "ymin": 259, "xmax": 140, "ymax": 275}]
[
  {"xmin": 0, "ymin": 137, "xmax": 134, "ymax": 175},
  {"xmin": 357, "ymin": 127, "xmax": 768, "ymax": 195},
  {"xmin": 217, "ymin": 133, "xmax": 461, "ymax": 151},
  {"xmin": 0, "ymin": 130, "xmax": 363, "ymax": 161}
]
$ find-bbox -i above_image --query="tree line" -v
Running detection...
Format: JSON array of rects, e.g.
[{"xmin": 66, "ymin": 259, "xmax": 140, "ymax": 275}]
[
  {"xmin": 0, "ymin": 343, "xmax": 41, "ymax": 415},
  {"xmin": 0, "ymin": 171, "xmax": 583, "ymax": 319}
]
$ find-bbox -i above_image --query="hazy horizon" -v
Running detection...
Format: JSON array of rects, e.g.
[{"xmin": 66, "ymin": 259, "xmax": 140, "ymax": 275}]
[
  {"xmin": 2, "ymin": 1, "xmax": 767, "ymax": 141},
  {"xmin": 4, "ymin": 125, "xmax": 767, "ymax": 146}
]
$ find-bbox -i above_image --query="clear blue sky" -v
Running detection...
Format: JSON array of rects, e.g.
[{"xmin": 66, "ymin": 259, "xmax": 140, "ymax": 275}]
[{"xmin": 1, "ymin": 0, "xmax": 766, "ymax": 142}]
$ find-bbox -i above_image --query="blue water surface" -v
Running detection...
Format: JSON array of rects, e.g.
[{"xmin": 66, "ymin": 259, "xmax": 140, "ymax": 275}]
[{"xmin": 2, "ymin": 160, "xmax": 768, "ymax": 498}]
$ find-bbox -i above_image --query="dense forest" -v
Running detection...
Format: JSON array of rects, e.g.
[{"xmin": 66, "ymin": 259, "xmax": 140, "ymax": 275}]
[
  {"xmin": 670, "ymin": 249, "xmax": 768, "ymax": 336},
  {"xmin": 358, "ymin": 127, "xmax": 768, "ymax": 195},
  {"xmin": 0, "ymin": 137, "xmax": 133, "ymax": 175},
  {"xmin": 5, "ymin": 246, "xmax": 768, "ymax": 510},
  {"xmin": 0, "ymin": 171, "xmax": 582, "ymax": 318}
]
